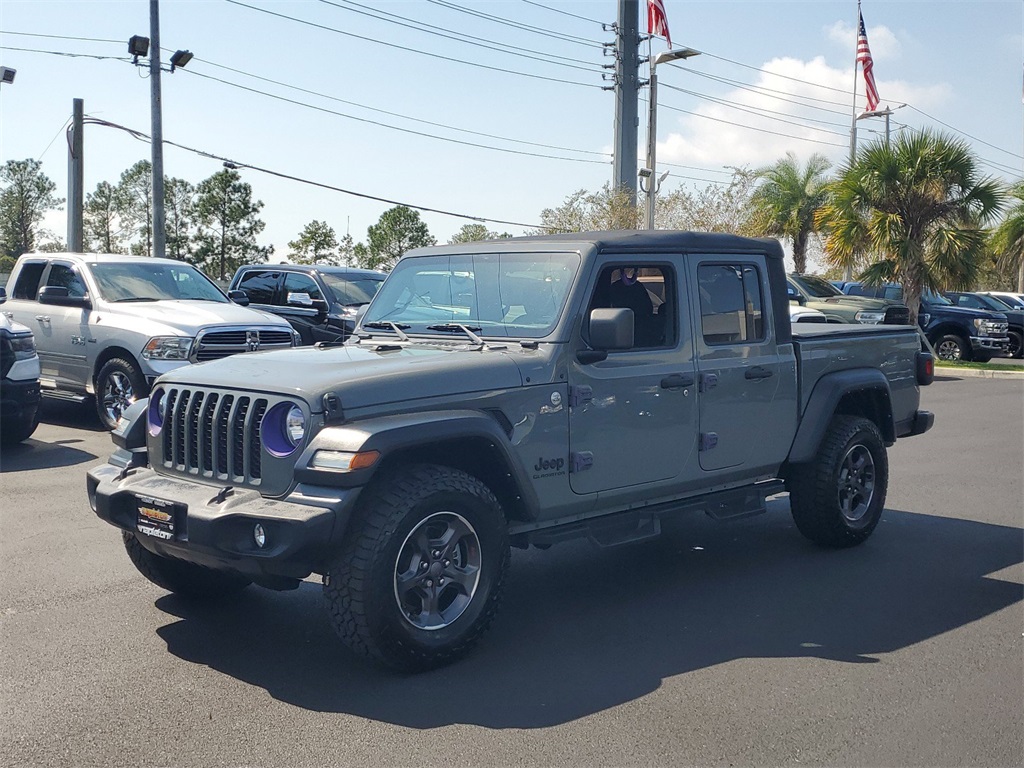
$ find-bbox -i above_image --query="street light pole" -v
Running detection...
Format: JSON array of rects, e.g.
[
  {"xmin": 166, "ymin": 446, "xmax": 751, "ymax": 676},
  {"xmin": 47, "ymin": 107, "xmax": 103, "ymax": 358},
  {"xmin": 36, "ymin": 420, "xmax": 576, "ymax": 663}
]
[
  {"xmin": 643, "ymin": 47, "xmax": 700, "ymax": 230},
  {"xmin": 149, "ymin": 0, "xmax": 166, "ymax": 259}
]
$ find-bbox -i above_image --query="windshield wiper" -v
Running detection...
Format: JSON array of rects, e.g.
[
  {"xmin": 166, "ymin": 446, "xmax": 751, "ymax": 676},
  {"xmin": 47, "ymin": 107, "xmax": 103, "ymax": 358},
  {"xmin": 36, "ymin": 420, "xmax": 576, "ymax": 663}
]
[
  {"xmin": 426, "ymin": 323, "xmax": 505, "ymax": 351},
  {"xmin": 363, "ymin": 321, "xmax": 411, "ymax": 341},
  {"xmin": 112, "ymin": 297, "xmax": 160, "ymax": 302}
]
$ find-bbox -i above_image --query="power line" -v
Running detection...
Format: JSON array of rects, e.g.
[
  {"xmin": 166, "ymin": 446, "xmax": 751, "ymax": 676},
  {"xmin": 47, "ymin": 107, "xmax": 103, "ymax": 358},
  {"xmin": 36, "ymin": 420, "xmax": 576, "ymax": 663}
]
[
  {"xmin": 0, "ymin": 44, "xmax": 127, "ymax": 62},
  {"xmin": 0, "ymin": 30, "xmax": 121, "ymax": 44},
  {"xmin": 906, "ymin": 106, "xmax": 1024, "ymax": 161},
  {"xmin": 519, "ymin": 0, "xmax": 605, "ymax": 26},
  {"xmin": 661, "ymin": 82, "xmax": 850, "ymax": 132},
  {"xmin": 182, "ymin": 68, "xmax": 610, "ymax": 165},
  {"xmin": 657, "ymin": 100, "xmax": 849, "ymax": 149},
  {"xmin": 697, "ymin": 49, "xmax": 856, "ymax": 97},
  {"xmin": 224, "ymin": 0, "xmax": 603, "ymax": 89},
  {"xmin": 82, "ymin": 117, "xmax": 551, "ymax": 229},
  {"xmin": 191, "ymin": 57, "xmax": 611, "ymax": 159},
  {"xmin": 425, "ymin": 0, "xmax": 603, "ymax": 47},
  {"xmin": 317, "ymin": 0, "xmax": 602, "ymax": 69},
  {"xmin": 684, "ymin": 68, "xmax": 854, "ymax": 112}
]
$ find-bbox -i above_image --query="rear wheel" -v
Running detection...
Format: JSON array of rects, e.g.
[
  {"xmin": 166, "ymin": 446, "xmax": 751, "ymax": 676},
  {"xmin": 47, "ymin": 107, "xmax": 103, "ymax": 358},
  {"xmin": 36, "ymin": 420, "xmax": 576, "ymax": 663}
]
[
  {"xmin": 95, "ymin": 357, "xmax": 149, "ymax": 430},
  {"xmin": 323, "ymin": 464, "xmax": 509, "ymax": 671},
  {"xmin": 788, "ymin": 415, "xmax": 888, "ymax": 548},
  {"xmin": 123, "ymin": 532, "xmax": 251, "ymax": 598}
]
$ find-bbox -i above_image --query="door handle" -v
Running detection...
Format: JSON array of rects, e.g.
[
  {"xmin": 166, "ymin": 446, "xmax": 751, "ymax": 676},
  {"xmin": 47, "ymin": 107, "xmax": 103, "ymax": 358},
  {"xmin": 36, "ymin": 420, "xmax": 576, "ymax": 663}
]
[
  {"xmin": 660, "ymin": 373, "xmax": 695, "ymax": 389},
  {"xmin": 744, "ymin": 366, "xmax": 773, "ymax": 380}
]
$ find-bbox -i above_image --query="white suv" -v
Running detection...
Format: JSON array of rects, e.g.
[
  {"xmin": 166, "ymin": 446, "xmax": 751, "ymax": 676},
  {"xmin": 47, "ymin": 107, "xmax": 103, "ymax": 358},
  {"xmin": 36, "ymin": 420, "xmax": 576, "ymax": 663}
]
[{"xmin": 2, "ymin": 253, "xmax": 298, "ymax": 429}]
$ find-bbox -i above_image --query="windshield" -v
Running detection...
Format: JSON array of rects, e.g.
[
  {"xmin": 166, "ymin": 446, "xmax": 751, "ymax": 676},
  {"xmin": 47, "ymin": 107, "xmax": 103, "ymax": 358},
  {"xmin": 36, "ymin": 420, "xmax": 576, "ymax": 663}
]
[
  {"xmin": 979, "ymin": 294, "xmax": 1015, "ymax": 310},
  {"xmin": 361, "ymin": 252, "xmax": 580, "ymax": 338},
  {"xmin": 321, "ymin": 273, "xmax": 385, "ymax": 306},
  {"xmin": 90, "ymin": 262, "xmax": 227, "ymax": 303},
  {"xmin": 791, "ymin": 274, "xmax": 842, "ymax": 298},
  {"xmin": 922, "ymin": 289, "xmax": 952, "ymax": 306}
]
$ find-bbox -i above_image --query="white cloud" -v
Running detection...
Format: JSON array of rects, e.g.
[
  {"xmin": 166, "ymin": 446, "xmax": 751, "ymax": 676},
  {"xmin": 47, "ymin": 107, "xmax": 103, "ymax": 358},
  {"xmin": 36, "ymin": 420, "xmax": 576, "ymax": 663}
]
[
  {"xmin": 826, "ymin": 21, "xmax": 901, "ymax": 60},
  {"xmin": 656, "ymin": 55, "xmax": 952, "ymax": 177}
]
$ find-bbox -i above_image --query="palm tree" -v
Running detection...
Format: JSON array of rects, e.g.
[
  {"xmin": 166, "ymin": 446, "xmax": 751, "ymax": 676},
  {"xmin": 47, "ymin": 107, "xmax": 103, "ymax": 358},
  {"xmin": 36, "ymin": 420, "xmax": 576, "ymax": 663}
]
[
  {"xmin": 817, "ymin": 130, "xmax": 1006, "ymax": 324},
  {"xmin": 990, "ymin": 180, "xmax": 1024, "ymax": 292},
  {"xmin": 749, "ymin": 152, "xmax": 832, "ymax": 273}
]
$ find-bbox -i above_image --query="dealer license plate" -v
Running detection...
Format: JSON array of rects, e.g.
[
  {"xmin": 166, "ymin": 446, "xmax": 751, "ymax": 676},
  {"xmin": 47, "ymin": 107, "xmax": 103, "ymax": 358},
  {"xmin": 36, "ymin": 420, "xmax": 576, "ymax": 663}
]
[{"xmin": 135, "ymin": 495, "xmax": 180, "ymax": 540}]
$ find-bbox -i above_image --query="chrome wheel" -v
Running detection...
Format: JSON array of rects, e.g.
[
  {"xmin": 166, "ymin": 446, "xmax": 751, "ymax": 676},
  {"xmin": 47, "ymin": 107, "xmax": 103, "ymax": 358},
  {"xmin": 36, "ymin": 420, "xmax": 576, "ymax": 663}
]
[
  {"xmin": 394, "ymin": 511, "xmax": 481, "ymax": 631},
  {"xmin": 936, "ymin": 338, "xmax": 964, "ymax": 361},
  {"xmin": 101, "ymin": 370, "xmax": 136, "ymax": 425},
  {"xmin": 837, "ymin": 443, "xmax": 875, "ymax": 523}
]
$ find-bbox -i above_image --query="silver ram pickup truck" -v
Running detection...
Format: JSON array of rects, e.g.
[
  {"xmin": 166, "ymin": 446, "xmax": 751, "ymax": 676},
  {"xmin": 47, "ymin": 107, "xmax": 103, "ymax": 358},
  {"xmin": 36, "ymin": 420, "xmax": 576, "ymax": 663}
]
[
  {"xmin": 87, "ymin": 231, "xmax": 935, "ymax": 670},
  {"xmin": 3, "ymin": 252, "xmax": 298, "ymax": 429}
]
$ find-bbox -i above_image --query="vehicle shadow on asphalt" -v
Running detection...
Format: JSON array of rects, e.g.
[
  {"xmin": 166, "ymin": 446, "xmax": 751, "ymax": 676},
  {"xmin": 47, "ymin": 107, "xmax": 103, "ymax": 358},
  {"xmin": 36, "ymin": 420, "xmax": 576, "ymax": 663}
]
[
  {"xmin": 153, "ymin": 502, "xmax": 1023, "ymax": 729},
  {"xmin": 0, "ymin": 437, "xmax": 98, "ymax": 471},
  {"xmin": 38, "ymin": 399, "xmax": 106, "ymax": 432}
]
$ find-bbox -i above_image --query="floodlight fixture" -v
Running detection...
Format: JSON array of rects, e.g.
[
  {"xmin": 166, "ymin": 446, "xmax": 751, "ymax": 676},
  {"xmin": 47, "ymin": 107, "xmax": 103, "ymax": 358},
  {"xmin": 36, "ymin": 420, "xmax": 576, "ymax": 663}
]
[
  {"xmin": 0, "ymin": 67, "xmax": 15, "ymax": 85},
  {"xmin": 128, "ymin": 35, "xmax": 150, "ymax": 63},
  {"xmin": 169, "ymin": 50, "xmax": 193, "ymax": 72}
]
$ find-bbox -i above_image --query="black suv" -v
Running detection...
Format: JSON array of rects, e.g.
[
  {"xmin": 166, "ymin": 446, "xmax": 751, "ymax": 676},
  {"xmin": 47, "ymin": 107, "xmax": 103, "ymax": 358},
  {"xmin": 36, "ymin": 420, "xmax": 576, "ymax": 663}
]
[
  {"xmin": 229, "ymin": 264, "xmax": 386, "ymax": 345},
  {"xmin": 944, "ymin": 292, "xmax": 1024, "ymax": 359}
]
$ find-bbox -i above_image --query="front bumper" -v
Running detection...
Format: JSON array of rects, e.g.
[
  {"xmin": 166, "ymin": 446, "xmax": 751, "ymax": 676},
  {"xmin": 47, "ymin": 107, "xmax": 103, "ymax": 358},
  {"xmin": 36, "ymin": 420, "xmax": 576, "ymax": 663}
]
[
  {"xmin": 971, "ymin": 335, "xmax": 1010, "ymax": 353},
  {"xmin": 86, "ymin": 463, "xmax": 362, "ymax": 579},
  {"xmin": 0, "ymin": 375, "xmax": 41, "ymax": 422}
]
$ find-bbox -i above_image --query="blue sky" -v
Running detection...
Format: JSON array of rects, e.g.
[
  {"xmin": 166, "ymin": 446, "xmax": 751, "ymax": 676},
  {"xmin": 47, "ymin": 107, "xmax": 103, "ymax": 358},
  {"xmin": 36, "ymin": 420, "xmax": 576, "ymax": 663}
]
[{"xmin": 1, "ymin": 0, "xmax": 1021, "ymax": 257}]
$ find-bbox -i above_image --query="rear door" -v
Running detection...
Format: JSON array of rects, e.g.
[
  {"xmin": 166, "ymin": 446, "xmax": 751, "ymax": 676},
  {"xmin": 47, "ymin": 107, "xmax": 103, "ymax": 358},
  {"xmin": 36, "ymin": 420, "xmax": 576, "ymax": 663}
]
[{"xmin": 688, "ymin": 256, "xmax": 796, "ymax": 473}]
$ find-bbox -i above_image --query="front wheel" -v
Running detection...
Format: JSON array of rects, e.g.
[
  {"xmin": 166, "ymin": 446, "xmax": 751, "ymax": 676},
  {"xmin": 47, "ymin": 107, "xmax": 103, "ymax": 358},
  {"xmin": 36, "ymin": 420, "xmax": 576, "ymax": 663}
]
[
  {"xmin": 933, "ymin": 333, "xmax": 969, "ymax": 362},
  {"xmin": 788, "ymin": 415, "xmax": 888, "ymax": 548},
  {"xmin": 123, "ymin": 532, "xmax": 251, "ymax": 598},
  {"xmin": 1006, "ymin": 330, "xmax": 1023, "ymax": 359},
  {"xmin": 95, "ymin": 357, "xmax": 149, "ymax": 430},
  {"xmin": 323, "ymin": 465, "xmax": 510, "ymax": 671}
]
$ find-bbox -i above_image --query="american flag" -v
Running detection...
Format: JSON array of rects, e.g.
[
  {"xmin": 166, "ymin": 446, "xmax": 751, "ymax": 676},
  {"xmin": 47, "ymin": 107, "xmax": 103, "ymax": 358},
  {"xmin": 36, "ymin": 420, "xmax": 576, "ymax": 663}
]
[
  {"xmin": 648, "ymin": 0, "xmax": 672, "ymax": 48},
  {"xmin": 857, "ymin": 11, "xmax": 879, "ymax": 112}
]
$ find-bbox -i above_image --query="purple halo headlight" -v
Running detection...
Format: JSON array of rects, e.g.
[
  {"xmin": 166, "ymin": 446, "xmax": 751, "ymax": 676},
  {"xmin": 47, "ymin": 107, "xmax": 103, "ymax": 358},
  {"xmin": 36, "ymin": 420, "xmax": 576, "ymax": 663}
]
[
  {"xmin": 262, "ymin": 402, "xmax": 306, "ymax": 457},
  {"xmin": 148, "ymin": 388, "xmax": 167, "ymax": 436}
]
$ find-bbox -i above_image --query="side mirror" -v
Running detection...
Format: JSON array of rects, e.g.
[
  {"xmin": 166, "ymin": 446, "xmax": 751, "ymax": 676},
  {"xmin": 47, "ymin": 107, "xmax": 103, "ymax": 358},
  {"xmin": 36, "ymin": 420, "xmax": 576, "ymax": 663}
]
[
  {"xmin": 311, "ymin": 298, "xmax": 329, "ymax": 320},
  {"xmin": 0, "ymin": 286, "xmax": 6, "ymax": 305},
  {"xmin": 227, "ymin": 289, "xmax": 250, "ymax": 306},
  {"xmin": 38, "ymin": 285, "xmax": 91, "ymax": 308},
  {"xmin": 590, "ymin": 308, "xmax": 634, "ymax": 350},
  {"xmin": 787, "ymin": 286, "xmax": 805, "ymax": 305},
  {"xmin": 287, "ymin": 291, "xmax": 314, "ymax": 307}
]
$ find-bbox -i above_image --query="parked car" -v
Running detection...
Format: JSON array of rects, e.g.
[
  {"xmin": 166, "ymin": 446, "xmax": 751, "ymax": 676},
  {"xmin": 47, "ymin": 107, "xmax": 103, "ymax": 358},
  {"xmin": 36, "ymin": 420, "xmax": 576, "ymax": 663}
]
[
  {"xmin": 786, "ymin": 274, "xmax": 910, "ymax": 325},
  {"xmin": 0, "ymin": 287, "xmax": 41, "ymax": 444},
  {"xmin": 789, "ymin": 304, "xmax": 828, "ymax": 323},
  {"xmin": 983, "ymin": 291, "xmax": 1024, "ymax": 310},
  {"xmin": 2, "ymin": 253, "xmax": 299, "ymax": 429},
  {"xmin": 229, "ymin": 264, "xmax": 386, "ymax": 345},
  {"xmin": 944, "ymin": 292, "xmax": 1023, "ymax": 358},
  {"xmin": 88, "ymin": 230, "xmax": 934, "ymax": 671},
  {"xmin": 840, "ymin": 282, "xmax": 1009, "ymax": 362}
]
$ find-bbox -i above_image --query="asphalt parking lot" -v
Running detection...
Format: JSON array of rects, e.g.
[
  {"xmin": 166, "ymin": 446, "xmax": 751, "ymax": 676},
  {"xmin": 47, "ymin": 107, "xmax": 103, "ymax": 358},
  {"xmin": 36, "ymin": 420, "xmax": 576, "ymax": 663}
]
[{"xmin": 1, "ymin": 375, "xmax": 1022, "ymax": 767}]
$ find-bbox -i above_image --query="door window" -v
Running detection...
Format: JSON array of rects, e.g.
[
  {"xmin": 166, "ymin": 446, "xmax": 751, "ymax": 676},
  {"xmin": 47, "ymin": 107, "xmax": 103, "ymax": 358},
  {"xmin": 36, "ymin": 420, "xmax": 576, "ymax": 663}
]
[
  {"xmin": 587, "ymin": 265, "xmax": 674, "ymax": 348},
  {"xmin": 12, "ymin": 262, "xmax": 46, "ymax": 300},
  {"xmin": 235, "ymin": 270, "xmax": 281, "ymax": 304},
  {"xmin": 46, "ymin": 264, "xmax": 87, "ymax": 297},
  {"xmin": 697, "ymin": 264, "xmax": 765, "ymax": 345},
  {"xmin": 282, "ymin": 272, "xmax": 323, "ymax": 303}
]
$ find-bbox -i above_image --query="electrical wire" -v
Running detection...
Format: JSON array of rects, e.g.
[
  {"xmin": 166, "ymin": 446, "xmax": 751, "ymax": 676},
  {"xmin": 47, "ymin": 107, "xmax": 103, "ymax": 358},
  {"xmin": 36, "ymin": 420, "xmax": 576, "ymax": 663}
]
[
  {"xmin": 81, "ymin": 116, "xmax": 552, "ymax": 229},
  {"xmin": 0, "ymin": 45, "xmax": 128, "ymax": 62},
  {"xmin": 224, "ymin": 0, "xmax": 603, "ymax": 89},
  {"xmin": 182, "ymin": 68, "xmax": 610, "ymax": 165},
  {"xmin": 519, "ymin": 0, "xmax": 606, "ymax": 26},
  {"xmin": 425, "ymin": 0, "xmax": 603, "ymax": 47},
  {"xmin": 190, "ymin": 56, "xmax": 610, "ymax": 159},
  {"xmin": 38, "ymin": 115, "xmax": 73, "ymax": 161},
  {"xmin": 657, "ymin": 100, "xmax": 849, "ymax": 149},
  {"xmin": 661, "ymin": 82, "xmax": 850, "ymax": 132},
  {"xmin": 316, "ymin": 0, "xmax": 602, "ymax": 70},
  {"xmin": 0, "ymin": 30, "xmax": 121, "ymax": 44},
  {"xmin": 906, "ymin": 106, "xmax": 1024, "ymax": 161},
  {"xmin": 683, "ymin": 68, "xmax": 854, "ymax": 113},
  {"xmin": 697, "ymin": 50, "xmax": 857, "ymax": 97}
]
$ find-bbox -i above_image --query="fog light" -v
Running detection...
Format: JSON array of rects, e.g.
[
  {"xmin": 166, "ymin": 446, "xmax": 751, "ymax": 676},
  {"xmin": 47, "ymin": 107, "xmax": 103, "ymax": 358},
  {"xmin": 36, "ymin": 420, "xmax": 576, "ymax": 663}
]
[{"xmin": 253, "ymin": 523, "xmax": 266, "ymax": 548}]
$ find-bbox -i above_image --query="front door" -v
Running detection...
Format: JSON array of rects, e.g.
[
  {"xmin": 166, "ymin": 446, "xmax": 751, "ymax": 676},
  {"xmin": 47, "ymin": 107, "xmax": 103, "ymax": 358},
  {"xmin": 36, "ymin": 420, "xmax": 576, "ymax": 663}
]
[
  {"xmin": 568, "ymin": 259, "xmax": 698, "ymax": 495},
  {"xmin": 40, "ymin": 262, "xmax": 92, "ymax": 390},
  {"xmin": 689, "ymin": 257, "xmax": 794, "ymax": 473}
]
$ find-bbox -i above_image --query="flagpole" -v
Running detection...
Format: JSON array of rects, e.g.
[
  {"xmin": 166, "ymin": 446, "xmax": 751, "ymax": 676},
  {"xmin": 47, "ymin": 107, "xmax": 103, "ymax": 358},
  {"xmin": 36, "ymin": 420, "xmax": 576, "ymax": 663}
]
[{"xmin": 845, "ymin": 0, "xmax": 861, "ymax": 281}]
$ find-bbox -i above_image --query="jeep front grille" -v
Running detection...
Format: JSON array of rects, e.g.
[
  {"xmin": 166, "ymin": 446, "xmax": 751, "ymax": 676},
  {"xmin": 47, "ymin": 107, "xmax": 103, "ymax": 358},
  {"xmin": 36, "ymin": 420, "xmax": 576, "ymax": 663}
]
[
  {"xmin": 160, "ymin": 387, "xmax": 267, "ymax": 484},
  {"xmin": 192, "ymin": 328, "xmax": 294, "ymax": 362}
]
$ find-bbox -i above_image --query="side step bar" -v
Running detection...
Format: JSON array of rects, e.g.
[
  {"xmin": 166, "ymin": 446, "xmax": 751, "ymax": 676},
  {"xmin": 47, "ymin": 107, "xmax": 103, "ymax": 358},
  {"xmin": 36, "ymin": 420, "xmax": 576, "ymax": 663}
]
[{"xmin": 41, "ymin": 388, "xmax": 89, "ymax": 404}]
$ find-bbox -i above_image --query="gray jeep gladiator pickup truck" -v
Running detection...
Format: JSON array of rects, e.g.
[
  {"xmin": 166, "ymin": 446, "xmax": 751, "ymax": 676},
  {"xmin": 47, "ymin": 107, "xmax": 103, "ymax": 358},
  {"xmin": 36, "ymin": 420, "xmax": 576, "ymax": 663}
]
[{"xmin": 87, "ymin": 231, "xmax": 935, "ymax": 670}]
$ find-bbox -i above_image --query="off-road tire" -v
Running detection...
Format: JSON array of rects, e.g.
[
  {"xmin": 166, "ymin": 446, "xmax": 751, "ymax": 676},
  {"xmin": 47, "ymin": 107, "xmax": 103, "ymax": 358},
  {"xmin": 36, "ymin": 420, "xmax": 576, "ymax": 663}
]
[
  {"xmin": 123, "ymin": 531, "xmax": 251, "ymax": 598},
  {"xmin": 933, "ymin": 333, "xmax": 969, "ymax": 362},
  {"xmin": 788, "ymin": 415, "xmax": 888, "ymax": 548},
  {"xmin": 95, "ymin": 357, "xmax": 149, "ymax": 430},
  {"xmin": 323, "ymin": 464, "xmax": 510, "ymax": 672}
]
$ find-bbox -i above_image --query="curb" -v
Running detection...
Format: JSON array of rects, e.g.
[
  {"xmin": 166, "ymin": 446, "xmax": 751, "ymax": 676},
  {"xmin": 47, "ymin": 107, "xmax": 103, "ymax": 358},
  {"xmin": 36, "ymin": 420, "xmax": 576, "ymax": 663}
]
[{"xmin": 935, "ymin": 366, "xmax": 1024, "ymax": 380}]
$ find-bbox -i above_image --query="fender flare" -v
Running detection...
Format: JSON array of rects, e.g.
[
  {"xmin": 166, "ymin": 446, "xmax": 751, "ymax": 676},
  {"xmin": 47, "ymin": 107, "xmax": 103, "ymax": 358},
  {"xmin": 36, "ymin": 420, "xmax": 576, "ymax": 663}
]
[
  {"xmin": 294, "ymin": 409, "xmax": 540, "ymax": 518},
  {"xmin": 788, "ymin": 368, "xmax": 894, "ymax": 464}
]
